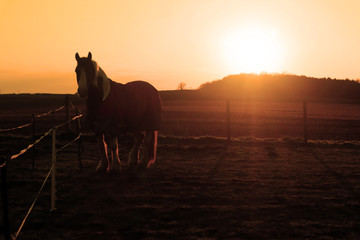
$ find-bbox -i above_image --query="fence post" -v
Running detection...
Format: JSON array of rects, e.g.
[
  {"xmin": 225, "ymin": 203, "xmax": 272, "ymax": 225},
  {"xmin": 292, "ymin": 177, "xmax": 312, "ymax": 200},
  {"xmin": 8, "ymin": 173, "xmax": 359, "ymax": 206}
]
[
  {"xmin": 65, "ymin": 95, "xmax": 70, "ymax": 132},
  {"xmin": 50, "ymin": 128, "xmax": 57, "ymax": 212},
  {"xmin": 75, "ymin": 109, "xmax": 82, "ymax": 170},
  {"xmin": 303, "ymin": 101, "xmax": 308, "ymax": 144},
  {"xmin": 32, "ymin": 114, "xmax": 36, "ymax": 169},
  {"xmin": 52, "ymin": 109, "xmax": 55, "ymax": 125},
  {"xmin": 226, "ymin": 99, "xmax": 231, "ymax": 142},
  {"xmin": 1, "ymin": 160, "xmax": 11, "ymax": 240}
]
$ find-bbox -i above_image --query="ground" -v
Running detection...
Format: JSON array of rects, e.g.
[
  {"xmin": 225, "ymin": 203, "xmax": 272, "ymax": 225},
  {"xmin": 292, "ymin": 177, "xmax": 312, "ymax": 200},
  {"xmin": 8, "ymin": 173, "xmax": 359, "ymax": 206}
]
[
  {"xmin": 2, "ymin": 136, "xmax": 360, "ymax": 239},
  {"xmin": 1, "ymin": 95, "xmax": 360, "ymax": 239}
]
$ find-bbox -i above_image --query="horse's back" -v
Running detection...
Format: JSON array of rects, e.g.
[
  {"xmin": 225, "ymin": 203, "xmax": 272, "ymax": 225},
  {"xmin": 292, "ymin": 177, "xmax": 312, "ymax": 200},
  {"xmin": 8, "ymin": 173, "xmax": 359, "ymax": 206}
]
[{"xmin": 122, "ymin": 81, "xmax": 162, "ymax": 131}]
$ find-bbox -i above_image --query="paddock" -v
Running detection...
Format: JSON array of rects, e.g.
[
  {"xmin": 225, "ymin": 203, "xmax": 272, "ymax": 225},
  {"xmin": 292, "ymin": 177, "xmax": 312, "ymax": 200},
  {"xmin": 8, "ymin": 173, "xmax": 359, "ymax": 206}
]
[
  {"xmin": 1, "ymin": 95, "xmax": 360, "ymax": 239},
  {"xmin": 2, "ymin": 135, "xmax": 360, "ymax": 239}
]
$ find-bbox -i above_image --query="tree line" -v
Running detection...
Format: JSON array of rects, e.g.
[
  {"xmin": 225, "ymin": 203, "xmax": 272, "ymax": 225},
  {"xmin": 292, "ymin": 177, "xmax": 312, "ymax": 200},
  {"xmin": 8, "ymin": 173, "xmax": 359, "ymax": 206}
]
[{"xmin": 198, "ymin": 73, "xmax": 360, "ymax": 102}]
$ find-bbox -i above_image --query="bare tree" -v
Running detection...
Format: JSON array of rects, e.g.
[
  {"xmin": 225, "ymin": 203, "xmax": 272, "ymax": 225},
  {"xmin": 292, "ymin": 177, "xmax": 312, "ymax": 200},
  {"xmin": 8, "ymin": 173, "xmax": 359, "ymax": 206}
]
[{"xmin": 177, "ymin": 82, "xmax": 186, "ymax": 90}]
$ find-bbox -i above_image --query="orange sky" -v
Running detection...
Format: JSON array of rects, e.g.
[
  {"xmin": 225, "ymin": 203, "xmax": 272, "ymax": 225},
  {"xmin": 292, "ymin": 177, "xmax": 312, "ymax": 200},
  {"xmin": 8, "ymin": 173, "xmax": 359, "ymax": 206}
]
[{"xmin": 1, "ymin": 0, "xmax": 360, "ymax": 93}]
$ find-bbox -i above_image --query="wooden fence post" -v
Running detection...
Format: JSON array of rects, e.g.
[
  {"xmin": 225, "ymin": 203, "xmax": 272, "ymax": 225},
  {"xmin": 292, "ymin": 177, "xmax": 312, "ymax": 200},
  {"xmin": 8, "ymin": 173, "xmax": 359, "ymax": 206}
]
[
  {"xmin": 226, "ymin": 99, "xmax": 231, "ymax": 142},
  {"xmin": 50, "ymin": 128, "xmax": 57, "ymax": 212},
  {"xmin": 65, "ymin": 95, "xmax": 70, "ymax": 132},
  {"xmin": 303, "ymin": 101, "xmax": 308, "ymax": 144},
  {"xmin": 32, "ymin": 114, "xmax": 36, "ymax": 169},
  {"xmin": 1, "ymin": 161, "xmax": 11, "ymax": 240},
  {"xmin": 52, "ymin": 109, "xmax": 55, "ymax": 125},
  {"xmin": 76, "ymin": 109, "xmax": 82, "ymax": 170}
]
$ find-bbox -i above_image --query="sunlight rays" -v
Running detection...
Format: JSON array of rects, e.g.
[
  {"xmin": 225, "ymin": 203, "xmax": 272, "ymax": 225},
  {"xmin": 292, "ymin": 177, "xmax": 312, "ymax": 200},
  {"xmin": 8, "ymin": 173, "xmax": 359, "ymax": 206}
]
[{"xmin": 221, "ymin": 26, "xmax": 285, "ymax": 74}]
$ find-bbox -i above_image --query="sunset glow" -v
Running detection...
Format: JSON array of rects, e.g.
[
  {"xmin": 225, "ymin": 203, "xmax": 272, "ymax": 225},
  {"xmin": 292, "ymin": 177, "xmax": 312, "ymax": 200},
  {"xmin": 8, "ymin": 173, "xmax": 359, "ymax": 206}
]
[
  {"xmin": 221, "ymin": 26, "xmax": 285, "ymax": 74},
  {"xmin": 1, "ymin": 0, "xmax": 360, "ymax": 93}
]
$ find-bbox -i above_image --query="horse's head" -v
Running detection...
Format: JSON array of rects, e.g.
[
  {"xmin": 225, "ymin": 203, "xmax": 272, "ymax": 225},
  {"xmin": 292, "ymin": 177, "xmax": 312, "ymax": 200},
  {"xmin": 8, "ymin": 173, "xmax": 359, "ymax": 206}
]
[{"xmin": 75, "ymin": 52, "xmax": 99, "ymax": 97}]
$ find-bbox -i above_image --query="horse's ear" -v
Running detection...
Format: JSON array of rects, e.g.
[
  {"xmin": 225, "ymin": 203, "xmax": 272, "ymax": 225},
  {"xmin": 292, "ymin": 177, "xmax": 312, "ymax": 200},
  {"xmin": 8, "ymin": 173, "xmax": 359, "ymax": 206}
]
[
  {"xmin": 87, "ymin": 52, "xmax": 92, "ymax": 60},
  {"xmin": 75, "ymin": 52, "xmax": 80, "ymax": 61}
]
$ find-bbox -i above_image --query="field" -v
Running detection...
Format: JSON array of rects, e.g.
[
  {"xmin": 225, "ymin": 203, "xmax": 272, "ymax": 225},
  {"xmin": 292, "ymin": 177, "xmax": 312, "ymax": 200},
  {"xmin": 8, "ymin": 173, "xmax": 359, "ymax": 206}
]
[{"xmin": 1, "ymin": 94, "xmax": 360, "ymax": 239}]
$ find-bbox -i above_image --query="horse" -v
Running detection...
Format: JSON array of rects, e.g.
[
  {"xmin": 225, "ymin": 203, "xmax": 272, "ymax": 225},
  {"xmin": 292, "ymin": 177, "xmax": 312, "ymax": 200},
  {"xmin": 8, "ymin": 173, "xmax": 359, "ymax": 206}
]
[{"xmin": 75, "ymin": 52, "xmax": 161, "ymax": 172}]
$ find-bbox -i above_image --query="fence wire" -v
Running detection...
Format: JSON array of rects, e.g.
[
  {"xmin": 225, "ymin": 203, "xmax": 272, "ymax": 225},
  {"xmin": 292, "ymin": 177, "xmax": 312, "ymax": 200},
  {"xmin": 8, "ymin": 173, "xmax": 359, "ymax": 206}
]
[
  {"xmin": 2, "ymin": 110, "xmax": 84, "ymax": 239},
  {"xmin": 54, "ymin": 114, "xmax": 83, "ymax": 129},
  {"xmin": 56, "ymin": 133, "xmax": 81, "ymax": 153},
  {"xmin": 0, "ymin": 104, "xmax": 66, "ymax": 133},
  {"xmin": 9, "ymin": 128, "xmax": 53, "ymax": 162},
  {"xmin": 1, "ymin": 114, "xmax": 84, "ymax": 168},
  {"xmin": 0, "ymin": 122, "xmax": 32, "ymax": 132},
  {"xmin": 34, "ymin": 105, "xmax": 65, "ymax": 118},
  {"xmin": 12, "ymin": 165, "xmax": 53, "ymax": 240}
]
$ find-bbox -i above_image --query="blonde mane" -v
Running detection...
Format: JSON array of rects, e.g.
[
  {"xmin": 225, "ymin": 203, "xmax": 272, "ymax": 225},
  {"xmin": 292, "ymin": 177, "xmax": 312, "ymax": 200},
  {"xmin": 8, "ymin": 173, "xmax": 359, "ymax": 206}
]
[{"xmin": 92, "ymin": 60, "xmax": 110, "ymax": 101}]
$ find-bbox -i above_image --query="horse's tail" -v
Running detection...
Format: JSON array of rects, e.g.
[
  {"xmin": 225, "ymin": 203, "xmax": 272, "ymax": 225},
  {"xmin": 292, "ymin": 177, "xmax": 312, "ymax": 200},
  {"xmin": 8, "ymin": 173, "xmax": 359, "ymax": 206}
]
[{"xmin": 147, "ymin": 131, "xmax": 158, "ymax": 167}]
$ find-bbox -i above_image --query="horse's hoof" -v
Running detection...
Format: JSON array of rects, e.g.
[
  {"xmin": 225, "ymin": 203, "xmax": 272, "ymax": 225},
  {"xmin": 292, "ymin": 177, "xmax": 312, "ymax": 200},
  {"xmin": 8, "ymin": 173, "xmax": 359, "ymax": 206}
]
[
  {"xmin": 128, "ymin": 162, "xmax": 137, "ymax": 170},
  {"xmin": 111, "ymin": 165, "xmax": 122, "ymax": 172},
  {"xmin": 138, "ymin": 162, "xmax": 147, "ymax": 170},
  {"xmin": 96, "ymin": 166, "xmax": 107, "ymax": 173},
  {"xmin": 120, "ymin": 162, "xmax": 128, "ymax": 168},
  {"xmin": 146, "ymin": 162, "xmax": 154, "ymax": 168}
]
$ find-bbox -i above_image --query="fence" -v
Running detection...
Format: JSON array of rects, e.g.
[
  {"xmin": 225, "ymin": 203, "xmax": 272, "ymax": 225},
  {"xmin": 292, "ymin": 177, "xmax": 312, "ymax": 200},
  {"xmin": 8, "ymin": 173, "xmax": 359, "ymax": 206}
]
[
  {"xmin": 223, "ymin": 100, "xmax": 309, "ymax": 144},
  {"xmin": 0, "ymin": 95, "xmax": 78, "ymax": 168},
  {"xmin": 160, "ymin": 99, "xmax": 360, "ymax": 142},
  {"xmin": 0, "ymin": 96, "xmax": 83, "ymax": 240},
  {"xmin": 0, "ymin": 95, "xmax": 70, "ymax": 134}
]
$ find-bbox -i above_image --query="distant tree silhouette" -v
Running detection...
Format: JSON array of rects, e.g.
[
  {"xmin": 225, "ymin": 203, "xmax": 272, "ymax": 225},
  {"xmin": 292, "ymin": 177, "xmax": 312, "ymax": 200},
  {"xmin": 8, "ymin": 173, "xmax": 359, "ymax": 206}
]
[
  {"xmin": 177, "ymin": 82, "xmax": 186, "ymax": 90},
  {"xmin": 198, "ymin": 73, "xmax": 360, "ymax": 101}
]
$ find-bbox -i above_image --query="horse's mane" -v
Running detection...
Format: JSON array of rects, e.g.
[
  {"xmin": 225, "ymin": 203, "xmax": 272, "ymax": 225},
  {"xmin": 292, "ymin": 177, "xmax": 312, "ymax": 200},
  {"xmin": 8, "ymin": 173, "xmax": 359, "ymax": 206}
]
[{"xmin": 86, "ymin": 61, "xmax": 110, "ymax": 121}]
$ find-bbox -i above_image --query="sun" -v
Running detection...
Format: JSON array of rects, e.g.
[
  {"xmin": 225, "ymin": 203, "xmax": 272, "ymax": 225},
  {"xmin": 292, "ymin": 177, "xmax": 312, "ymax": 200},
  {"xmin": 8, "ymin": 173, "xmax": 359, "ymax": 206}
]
[{"xmin": 221, "ymin": 27, "xmax": 285, "ymax": 74}]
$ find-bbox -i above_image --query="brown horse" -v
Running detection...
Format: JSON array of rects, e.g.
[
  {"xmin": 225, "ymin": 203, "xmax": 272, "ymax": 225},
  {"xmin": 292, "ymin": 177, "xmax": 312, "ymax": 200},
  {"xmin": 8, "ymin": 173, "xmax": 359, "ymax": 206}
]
[{"xmin": 75, "ymin": 52, "xmax": 161, "ymax": 172}]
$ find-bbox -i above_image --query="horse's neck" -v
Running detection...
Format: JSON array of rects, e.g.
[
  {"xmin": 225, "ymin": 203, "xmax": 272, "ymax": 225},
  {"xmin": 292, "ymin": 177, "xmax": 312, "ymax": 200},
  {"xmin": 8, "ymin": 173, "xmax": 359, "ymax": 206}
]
[
  {"xmin": 98, "ymin": 67, "xmax": 111, "ymax": 101},
  {"xmin": 86, "ymin": 67, "xmax": 111, "ymax": 115}
]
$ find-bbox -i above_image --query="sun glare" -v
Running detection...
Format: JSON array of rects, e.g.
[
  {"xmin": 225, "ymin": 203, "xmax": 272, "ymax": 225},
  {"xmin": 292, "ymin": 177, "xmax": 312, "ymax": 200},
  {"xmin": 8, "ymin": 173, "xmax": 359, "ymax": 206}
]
[{"xmin": 221, "ymin": 27, "xmax": 284, "ymax": 74}]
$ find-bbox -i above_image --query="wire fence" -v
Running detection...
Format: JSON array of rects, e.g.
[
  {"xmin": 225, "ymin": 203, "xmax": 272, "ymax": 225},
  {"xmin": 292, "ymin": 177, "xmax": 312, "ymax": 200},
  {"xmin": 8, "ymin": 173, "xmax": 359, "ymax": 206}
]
[
  {"xmin": 0, "ymin": 123, "xmax": 33, "ymax": 133},
  {"xmin": 0, "ymin": 105, "xmax": 66, "ymax": 133},
  {"xmin": 160, "ymin": 99, "xmax": 360, "ymax": 142},
  {"xmin": 0, "ymin": 96, "xmax": 84, "ymax": 240}
]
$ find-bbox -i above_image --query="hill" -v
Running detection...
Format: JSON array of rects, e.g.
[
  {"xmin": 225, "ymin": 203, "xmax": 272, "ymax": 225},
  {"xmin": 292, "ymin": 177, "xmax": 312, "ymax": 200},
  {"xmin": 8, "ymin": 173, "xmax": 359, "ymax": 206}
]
[{"xmin": 198, "ymin": 73, "xmax": 360, "ymax": 102}]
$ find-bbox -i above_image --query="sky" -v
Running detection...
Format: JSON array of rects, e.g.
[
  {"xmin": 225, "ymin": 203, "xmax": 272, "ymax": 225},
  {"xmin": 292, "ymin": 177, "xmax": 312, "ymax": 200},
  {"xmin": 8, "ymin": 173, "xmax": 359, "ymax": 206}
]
[{"xmin": 1, "ymin": 0, "xmax": 360, "ymax": 93}]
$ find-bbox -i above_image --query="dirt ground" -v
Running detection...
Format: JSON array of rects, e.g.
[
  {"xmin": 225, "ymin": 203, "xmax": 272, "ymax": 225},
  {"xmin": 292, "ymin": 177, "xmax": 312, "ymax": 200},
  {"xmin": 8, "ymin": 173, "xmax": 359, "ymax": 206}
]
[{"xmin": 2, "ymin": 135, "xmax": 360, "ymax": 239}]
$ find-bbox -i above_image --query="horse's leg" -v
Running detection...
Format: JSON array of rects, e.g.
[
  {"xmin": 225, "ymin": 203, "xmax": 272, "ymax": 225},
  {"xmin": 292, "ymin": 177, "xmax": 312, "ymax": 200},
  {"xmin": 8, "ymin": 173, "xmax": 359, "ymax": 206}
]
[
  {"xmin": 104, "ymin": 134, "xmax": 115, "ymax": 171},
  {"xmin": 108, "ymin": 135, "xmax": 121, "ymax": 170},
  {"xmin": 96, "ymin": 134, "xmax": 110, "ymax": 172},
  {"xmin": 128, "ymin": 131, "xmax": 144, "ymax": 168},
  {"xmin": 114, "ymin": 136, "xmax": 122, "ymax": 168},
  {"xmin": 142, "ymin": 131, "xmax": 158, "ymax": 168}
]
